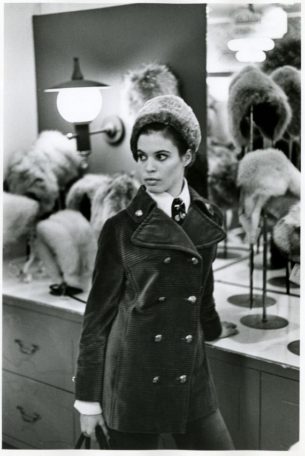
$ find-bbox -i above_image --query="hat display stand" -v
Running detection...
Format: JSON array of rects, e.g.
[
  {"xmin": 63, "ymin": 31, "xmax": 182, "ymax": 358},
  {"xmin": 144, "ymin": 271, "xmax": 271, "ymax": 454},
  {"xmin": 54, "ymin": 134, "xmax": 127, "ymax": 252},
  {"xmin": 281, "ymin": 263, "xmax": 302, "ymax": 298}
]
[
  {"xmin": 240, "ymin": 210, "xmax": 288, "ymax": 330},
  {"xmin": 216, "ymin": 210, "xmax": 244, "ymax": 260},
  {"xmin": 227, "ymin": 106, "xmax": 276, "ymax": 310},
  {"xmin": 287, "ymin": 340, "xmax": 300, "ymax": 356}
]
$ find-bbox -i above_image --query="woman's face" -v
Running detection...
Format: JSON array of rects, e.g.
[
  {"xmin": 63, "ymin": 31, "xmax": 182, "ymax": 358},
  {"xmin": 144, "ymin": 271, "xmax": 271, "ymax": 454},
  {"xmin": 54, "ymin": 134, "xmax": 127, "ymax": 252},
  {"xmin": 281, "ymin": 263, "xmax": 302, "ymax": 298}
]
[{"xmin": 136, "ymin": 131, "xmax": 191, "ymax": 197}]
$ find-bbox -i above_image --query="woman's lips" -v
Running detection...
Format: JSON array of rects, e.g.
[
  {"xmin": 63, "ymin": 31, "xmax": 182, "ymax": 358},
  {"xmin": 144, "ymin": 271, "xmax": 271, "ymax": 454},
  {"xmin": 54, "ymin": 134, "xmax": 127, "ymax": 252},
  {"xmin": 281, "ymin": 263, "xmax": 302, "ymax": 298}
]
[{"xmin": 144, "ymin": 178, "xmax": 160, "ymax": 185}]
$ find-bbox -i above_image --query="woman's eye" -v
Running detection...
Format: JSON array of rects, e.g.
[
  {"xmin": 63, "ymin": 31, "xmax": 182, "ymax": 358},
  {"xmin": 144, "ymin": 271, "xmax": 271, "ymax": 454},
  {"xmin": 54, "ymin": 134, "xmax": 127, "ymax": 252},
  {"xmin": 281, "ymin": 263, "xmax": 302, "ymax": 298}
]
[
  {"xmin": 156, "ymin": 153, "xmax": 168, "ymax": 161},
  {"xmin": 137, "ymin": 153, "xmax": 147, "ymax": 162}
]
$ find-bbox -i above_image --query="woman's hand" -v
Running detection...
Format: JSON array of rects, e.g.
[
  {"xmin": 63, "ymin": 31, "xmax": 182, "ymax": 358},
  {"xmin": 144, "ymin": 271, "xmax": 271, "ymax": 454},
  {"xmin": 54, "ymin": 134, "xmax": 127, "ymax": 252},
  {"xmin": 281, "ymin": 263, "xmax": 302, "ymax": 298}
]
[
  {"xmin": 80, "ymin": 413, "xmax": 109, "ymax": 441},
  {"xmin": 219, "ymin": 321, "xmax": 238, "ymax": 338}
]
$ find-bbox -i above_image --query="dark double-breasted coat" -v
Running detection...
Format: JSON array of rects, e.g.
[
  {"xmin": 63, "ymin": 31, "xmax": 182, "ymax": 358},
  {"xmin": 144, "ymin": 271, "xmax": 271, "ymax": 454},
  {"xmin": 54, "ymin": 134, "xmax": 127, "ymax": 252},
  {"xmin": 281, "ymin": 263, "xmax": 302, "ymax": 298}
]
[{"xmin": 75, "ymin": 185, "xmax": 226, "ymax": 434}]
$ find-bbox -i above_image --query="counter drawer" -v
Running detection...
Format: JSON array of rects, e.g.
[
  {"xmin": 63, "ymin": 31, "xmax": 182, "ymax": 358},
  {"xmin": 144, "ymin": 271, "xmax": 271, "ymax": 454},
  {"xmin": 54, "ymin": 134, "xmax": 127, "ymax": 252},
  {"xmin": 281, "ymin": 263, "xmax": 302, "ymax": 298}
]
[
  {"xmin": 3, "ymin": 371, "xmax": 77, "ymax": 449},
  {"xmin": 3, "ymin": 304, "xmax": 81, "ymax": 391}
]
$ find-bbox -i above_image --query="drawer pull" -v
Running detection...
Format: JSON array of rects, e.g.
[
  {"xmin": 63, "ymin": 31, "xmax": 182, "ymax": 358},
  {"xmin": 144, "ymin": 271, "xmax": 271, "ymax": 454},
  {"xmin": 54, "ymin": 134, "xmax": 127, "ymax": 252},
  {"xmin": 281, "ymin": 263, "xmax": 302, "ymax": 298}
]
[
  {"xmin": 16, "ymin": 405, "xmax": 41, "ymax": 423},
  {"xmin": 14, "ymin": 339, "xmax": 39, "ymax": 355}
]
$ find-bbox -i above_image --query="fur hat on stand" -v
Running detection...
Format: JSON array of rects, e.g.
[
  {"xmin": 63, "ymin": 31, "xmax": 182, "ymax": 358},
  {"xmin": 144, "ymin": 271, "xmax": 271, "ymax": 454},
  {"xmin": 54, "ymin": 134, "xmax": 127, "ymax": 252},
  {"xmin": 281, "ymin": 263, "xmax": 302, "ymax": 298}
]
[
  {"xmin": 6, "ymin": 130, "xmax": 82, "ymax": 215},
  {"xmin": 65, "ymin": 173, "xmax": 112, "ymax": 220},
  {"xmin": 271, "ymin": 66, "xmax": 301, "ymax": 138},
  {"xmin": 130, "ymin": 95, "xmax": 201, "ymax": 166},
  {"xmin": 34, "ymin": 209, "xmax": 97, "ymax": 290},
  {"xmin": 123, "ymin": 63, "xmax": 180, "ymax": 118},
  {"xmin": 207, "ymin": 140, "xmax": 239, "ymax": 210},
  {"xmin": 91, "ymin": 173, "xmax": 140, "ymax": 239},
  {"xmin": 273, "ymin": 202, "xmax": 300, "ymax": 261},
  {"xmin": 3, "ymin": 192, "xmax": 39, "ymax": 249},
  {"xmin": 228, "ymin": 65, "xmax": 292, "ymax": 147},
  {"xmin": 237, "ymin": 148, "xmax": 300, "ymax": 243}
]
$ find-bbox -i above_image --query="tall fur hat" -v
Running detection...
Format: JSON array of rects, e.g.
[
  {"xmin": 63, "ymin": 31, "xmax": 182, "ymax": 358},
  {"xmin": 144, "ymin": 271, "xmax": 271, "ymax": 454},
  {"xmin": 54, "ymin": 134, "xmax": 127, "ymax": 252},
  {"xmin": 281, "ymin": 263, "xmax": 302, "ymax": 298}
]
[
  {"xmin": 35, "ymin": 209, "xmax": 97, "ymax": 290},
  {"xmin": 3, "ymin": 192, "xmax": 39, "ymax": 249},
  {"xmin": 130, "ymin": 95, "xmax": 201, "ymax": 165},
  {"xmin": 91, "ymin": 173, "xmax": 140, "ymax": 238},
  {"xmin": 237, "ymin": 148, "xmax": 300, "ymax": 243},
  {"xmin": 123, "ymin": 63, "xmax": 180, "ymax": 117},
  {"xmin": 228, "ymin": 65, "xmax": 292, "ymax": 147},
  {"xmin": 273, "ymin": 202, "xmax": 300, "ymax": 261},
  {"xmin": 65, "ymin": 173, "xmax": 112, "ymax": 219},
  {"xmin": 207, "ymin": 140, "xmax": 239, "ymax": 210},
  {"xmin": 271, "ymin": 66, "xmax": 301, "ymax": 138}
]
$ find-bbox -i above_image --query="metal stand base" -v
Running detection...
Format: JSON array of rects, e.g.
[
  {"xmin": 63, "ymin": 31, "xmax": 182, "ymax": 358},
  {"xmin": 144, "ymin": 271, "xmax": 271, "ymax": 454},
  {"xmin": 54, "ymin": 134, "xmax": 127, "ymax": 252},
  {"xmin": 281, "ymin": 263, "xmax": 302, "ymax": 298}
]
[
  {"xmin": 287, "ymin": 340, "xmax": 300, "ymax": 356},
  {"xmin": 240, "ymin": 314, "xmax": 289, "ymax": 329},
  {"xmin": 268, "ymin": 276, "xmax": 298, "ymax": 289},
  {"xmin": 228, "ymin": 293, "xmax": 276, "ymax": 308}
]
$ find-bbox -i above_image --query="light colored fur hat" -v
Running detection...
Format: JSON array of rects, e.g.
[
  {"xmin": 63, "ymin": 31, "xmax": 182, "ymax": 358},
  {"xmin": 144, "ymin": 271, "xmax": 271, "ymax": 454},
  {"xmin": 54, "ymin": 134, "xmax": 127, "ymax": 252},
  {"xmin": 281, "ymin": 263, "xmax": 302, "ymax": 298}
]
[
  {"xmin": 33, "ymin": 130, "xmax": 81, "ymax": 188},
  {"xmin": 35, "ymin": 209, "xmax": 97, "ymax": 289},
  {"xmin": 130, "ymin": 95, "xmax": 201, "ymax": 165},
  {"xmin": 271, "ymin": 66, "xmax": 301, "ymax": 138},
  {"xmin": 123, "ymin": 63, "xmax": 180, "ymax": 117},
  {"xmin": 91, "ymin": 173, "xmax": 140, "ymax": 239},
  {"xmin": 228, "ymin": 65, "xmax": 292, "ymax": 147},
  {"xmin": 273, "ymin": 202, "xmax": 300, "ymax": 260},
  {"xmin": 3, "ymin": 192, "xmax": 39, "ymax": 248},
  {"xmin": 207, "ymin": 140, "xmax": 239, "ymax": 210},
  {"xmin": 65, "ymin": 173, "xmax": 112, "ymax": 218},
  {"xmin": 6, "ymin": 130, "xmax": 82, "ymax": 215},
  {"xmin": 237, "ymin": 148, "xmax": 300, "ymax": 243}
]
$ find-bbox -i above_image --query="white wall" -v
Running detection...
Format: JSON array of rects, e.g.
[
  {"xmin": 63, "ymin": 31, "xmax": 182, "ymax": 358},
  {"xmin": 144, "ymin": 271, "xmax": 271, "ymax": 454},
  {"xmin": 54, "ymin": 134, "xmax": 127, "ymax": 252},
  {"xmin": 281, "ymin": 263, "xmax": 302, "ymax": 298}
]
[{"xmin": 3, "ymin": 3, "xmax": 40, "ymax": 176}]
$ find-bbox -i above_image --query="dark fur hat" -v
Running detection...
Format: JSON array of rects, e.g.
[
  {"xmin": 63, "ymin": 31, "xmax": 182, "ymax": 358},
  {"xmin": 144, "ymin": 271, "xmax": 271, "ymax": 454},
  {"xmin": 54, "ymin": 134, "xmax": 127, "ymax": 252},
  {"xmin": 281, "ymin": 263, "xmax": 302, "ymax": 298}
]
[
  {"xmin": 130, "ymin": 95, "xmax": 201, "ymax": 165},
  {"xmin": 271, "ymin": 65, "xmax": 301, "ymax": 138},
  {"xmin": 228, "ymin": 65, "xmax": 292, "ymax": 147}
]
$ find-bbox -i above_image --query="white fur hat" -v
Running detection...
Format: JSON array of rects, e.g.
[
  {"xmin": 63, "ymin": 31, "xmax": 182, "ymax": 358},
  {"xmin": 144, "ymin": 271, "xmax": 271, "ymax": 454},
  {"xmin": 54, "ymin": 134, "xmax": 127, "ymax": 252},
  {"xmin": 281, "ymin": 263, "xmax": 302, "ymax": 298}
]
[
  {"xmin": 228, "ymin": 65, "xmax": 292, "ymax": 147},
  {"xmin": 91, "ymin": 173, "xmax": 140, "ymax": 238},
  {"xmin": 237, "ymin": 148, "xmax": 300, "ymax": 243},
  {"xmin": 35, "ymin": 209, "xmax": 97, "ymax": 289},
  {"xmin": 3, "ymin": 192, "xmax": 39, "ymax": 248}
]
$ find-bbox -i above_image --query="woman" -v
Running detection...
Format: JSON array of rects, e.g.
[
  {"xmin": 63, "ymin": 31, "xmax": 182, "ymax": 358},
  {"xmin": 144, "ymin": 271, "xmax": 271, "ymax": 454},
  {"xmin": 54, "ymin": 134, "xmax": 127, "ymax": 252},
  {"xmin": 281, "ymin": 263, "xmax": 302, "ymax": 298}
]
[{"xmin": 74, "ymin": 95, "xmax": 237, "ymax": 450}]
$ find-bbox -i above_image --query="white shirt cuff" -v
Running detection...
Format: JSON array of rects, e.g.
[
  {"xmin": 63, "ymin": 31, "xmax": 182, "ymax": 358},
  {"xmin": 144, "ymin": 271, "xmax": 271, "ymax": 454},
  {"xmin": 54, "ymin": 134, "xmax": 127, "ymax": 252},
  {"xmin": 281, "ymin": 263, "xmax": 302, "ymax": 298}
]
[{"xmin": 74, "ymin": 400, "xmax": 102, "ymax": 415}]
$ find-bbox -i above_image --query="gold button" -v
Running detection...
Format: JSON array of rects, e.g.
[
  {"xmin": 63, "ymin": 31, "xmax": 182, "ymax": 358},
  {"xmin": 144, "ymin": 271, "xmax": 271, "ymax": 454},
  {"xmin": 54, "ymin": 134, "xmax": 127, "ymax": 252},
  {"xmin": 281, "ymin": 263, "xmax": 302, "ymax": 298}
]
[
  {"xmin": 72, "ymin": 376, "xmax": 76, "ymax": 383},
  {"xmin": 185, "ymin": 335, "xmax": 193, "ymax": 343},
  {"xmin": 154, "ymin": 334, "xmax": 163, "ymax": 342},
  {"xmin": 163, "ymin": 257, "xmax": 171, "ymax": 264},
  {"xmin": 152, "ymin": 376, "xmax": 160, "ymax": 384},
  {"xmin": 187, "ymin": 295, "xmax": 197, "ymax": 303},
  {"xmin": 135, "ymin": 209, "xmax": 143, "ymax": 217},
  {"xmin": 158, "ymin": 296, "xmax": 166, "ymax": 302},
  {"xmin": 191, "ymin": 257, "xmax": 199, "ymax": 265},
  {"xmin": 178, "ymin": 375, "xmax": 187, "ymax": 384}
]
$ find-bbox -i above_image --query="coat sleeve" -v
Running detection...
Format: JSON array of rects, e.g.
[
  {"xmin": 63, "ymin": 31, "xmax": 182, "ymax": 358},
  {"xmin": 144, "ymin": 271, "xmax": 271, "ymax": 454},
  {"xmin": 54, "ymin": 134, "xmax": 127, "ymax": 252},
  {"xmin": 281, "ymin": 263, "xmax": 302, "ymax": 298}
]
[
  {"xmin": 200, "ymin": 267, "xmax": 222, "ymax": 341},
  {"xmin": 74, "ymin": 218, "xmax": 125, "ymax": 402}
]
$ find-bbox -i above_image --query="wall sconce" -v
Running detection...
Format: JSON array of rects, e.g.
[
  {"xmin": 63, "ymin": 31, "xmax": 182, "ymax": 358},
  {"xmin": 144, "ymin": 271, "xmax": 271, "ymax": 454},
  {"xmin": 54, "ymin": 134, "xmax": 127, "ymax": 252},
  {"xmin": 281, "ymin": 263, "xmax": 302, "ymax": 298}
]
[{"xmin": 45, "ymin": 57, "xmax": 125, "ymax": 165}]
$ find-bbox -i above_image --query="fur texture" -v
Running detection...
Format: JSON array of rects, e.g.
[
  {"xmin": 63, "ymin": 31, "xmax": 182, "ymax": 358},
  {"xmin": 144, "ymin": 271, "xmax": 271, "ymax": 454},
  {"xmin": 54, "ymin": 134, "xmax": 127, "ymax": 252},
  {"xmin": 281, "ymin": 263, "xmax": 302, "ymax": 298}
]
[
  {"xmin": 228, "ymin": 65, "xmax": 292, "ymax": 147},
  {"xmin": 207, "ymin": 141, "xmax": 239, "ymax": 209},
  {"xmin": 3, "ymin": 192, "xmax": 39, "ymax": 248},
  {"xmin": 273, "ymin": 202, "xmax": 300, "ymax": 260},
  {"xmin": 6, "ymin": 130, "xmax": 82, "ymax": 215},
  {"xmin": 35, "ymin": 209, "xmax": 97, "ymax": 289},
  {"xmin": 207, "ymin": 92, "xmax": 232, "ymax": 144},
  {"xmin": 271, "ymin": 65, "xmax": 301, "ymax": 138},
  {"xmin": 130, "ymin": 95, "xmax": 201, "ymax": 165},
  {"xmin": 91, "ymin": 174, "xmax": 140, "ymax": 239},
  {"xmin": 237, "ymin": 148, "xmax": 300, "ymax": 243},
  {"xmin": 66, "ymin": 173, "xmax": 112, "ymax": 220},
  {"xmin": 123, "ymin": 63, "xmax": 180, "ymax": 117}
]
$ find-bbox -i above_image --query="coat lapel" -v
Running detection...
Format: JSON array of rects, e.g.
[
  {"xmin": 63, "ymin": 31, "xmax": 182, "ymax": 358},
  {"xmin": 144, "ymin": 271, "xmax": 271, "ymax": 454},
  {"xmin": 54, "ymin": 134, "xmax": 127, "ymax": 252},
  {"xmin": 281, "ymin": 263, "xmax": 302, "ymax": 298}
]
[{"xmin": 128, "ymin": 186, "xmax": 225, "ymax": 256}]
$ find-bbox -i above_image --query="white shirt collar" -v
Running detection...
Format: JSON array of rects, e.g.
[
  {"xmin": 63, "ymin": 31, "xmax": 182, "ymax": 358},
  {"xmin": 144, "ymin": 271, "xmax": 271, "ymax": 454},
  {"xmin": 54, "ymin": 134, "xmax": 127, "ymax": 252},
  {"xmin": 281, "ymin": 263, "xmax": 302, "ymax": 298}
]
[{"xmin": 146, "ymin": 178, "xmax": 191, "ymax": 218}]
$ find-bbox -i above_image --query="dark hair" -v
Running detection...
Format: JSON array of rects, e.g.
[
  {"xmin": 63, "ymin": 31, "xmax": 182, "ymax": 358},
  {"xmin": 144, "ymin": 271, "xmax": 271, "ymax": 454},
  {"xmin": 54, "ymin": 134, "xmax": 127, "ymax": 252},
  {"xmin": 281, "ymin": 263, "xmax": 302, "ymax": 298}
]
[{"xmin": 136, "ymin": 122, "xmax": 189, "ymax": 157}]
